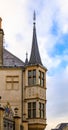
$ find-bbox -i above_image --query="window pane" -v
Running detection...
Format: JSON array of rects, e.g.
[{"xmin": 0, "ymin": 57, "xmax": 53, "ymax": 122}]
[
  {"xmin": 41, "ymin": 72, "xmax": 44, "ymax": 79},
  {"xmin": 28, "ymin": 103, "xmax": 31, "ymax": 118},
  {"xmin": 39, "ymin": 71, "xmax": 41, "ymax": 86},
  {"xmin": 41, "ymin": 79, "xmax": 44, "ymax": 86},
  {"xmin": 28, "ymin": 71, "xmax": 31, "ymax": 77},
  {"xmin": 39, "ymin": 71, "xmax": 41, "ymax": 77},
  {"xmin": 39, "ymin": 103, "xmax": 44, "ymax": 118},
  {"xmin": 31, "ymin": 71, "xmax": 33, "ymax": 77},
  {"xmin": 28, "ymin": 70, "xmax": 36, "ymax": 86},
  {"xmin": 33, "ymin": 102, "xmax": 36, "ymax": 109},
  {"xmin": 41, "ymin": 110, "xmax": 44, "ymax": 118},
  {"xmin": 28, "ymin": 70, "xmax": 33, "ymax": 77},
  {"xmin": 41, "ymin": 103, "xmax": 44, "ymax": 109},
  {"xmin": 43, "ymin": 104, "xmax": 44, "ymax": 109},
  {"xmin": 33, "ymin": 77, "xmax": 36, "ymax": 85},
  {"xmin": 28, "ymin": 103, "xmax": 31, "ymax": 109},
  {"xmin": 39, "ymin": 103, "xmax": 41, "ymax": 109},
  {"xmin": 33, "ymin": 70, "xmax": 36, "ymax": 76},
  {"xmin": 33, "ymin": 109, "xmax": 36, "ymax": 118},
  {"xmin": 28, "ymin": 102, "xmax": 36, "ymax": 118},
  {"xmin": 39, "ymin": 103, "xmax": 41, "ymax": 118},
  {"xmin": 28, "ymin": 78, "xmax": 33, "ymax": 86},
  {"xmin": 38, "ymin": 71, "xmax": 44, "ymax": 87},
  {"xmin": 28, "ymin": 110, "xmax": 31, "ymax": 118}
]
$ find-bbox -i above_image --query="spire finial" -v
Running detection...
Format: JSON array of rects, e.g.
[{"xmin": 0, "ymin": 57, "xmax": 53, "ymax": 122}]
[
  {"xmin": 26, "ymin": 52, "xmax": 28, "ymax": 59},
  {"xmin": 33, "ymin": 11, "xmax": 36, "ymax": 24}
]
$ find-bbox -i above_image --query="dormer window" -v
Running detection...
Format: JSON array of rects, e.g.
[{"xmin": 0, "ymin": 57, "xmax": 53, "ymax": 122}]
[{"xmin": 28, "ymin": 69, "xmax": 36, "ymax": 86}]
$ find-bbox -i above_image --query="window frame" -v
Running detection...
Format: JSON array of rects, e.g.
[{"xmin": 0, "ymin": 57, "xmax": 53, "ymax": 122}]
[
  {"xmin": 39, "ymin": 102, "xmax": 45, "ymax": 118},
  {"xmin": 28, "ymin": 102, "xmax": 36, "ymax": 118},
  {"xmin": 28, "ymin": 69, "xmax": 36, "ymax": 86},
  {"xmin": 6, "ymin": 76, "xmax": 19, "ymax": 90},
  {"xmin": 39, "ymin": 70, "xmax": 44, "ymax": 87}
]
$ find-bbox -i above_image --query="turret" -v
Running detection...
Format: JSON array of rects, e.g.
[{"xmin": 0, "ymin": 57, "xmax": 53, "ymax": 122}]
[{"xmin": 23, "ymin": 12, "xmax": 47, "ymax": 130}]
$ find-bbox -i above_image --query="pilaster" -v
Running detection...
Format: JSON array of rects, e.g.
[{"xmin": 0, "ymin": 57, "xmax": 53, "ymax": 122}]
[
  {"xmin": 23, "ymin": 121, "xmax": 28, "ymax": 130},
  {"xmin": 0, "ymin": 106, "xmax": 4, "ymax": 130},
  {"xmin": 14, "ymin": 116, "xmax": 21, "ymax": 130}
]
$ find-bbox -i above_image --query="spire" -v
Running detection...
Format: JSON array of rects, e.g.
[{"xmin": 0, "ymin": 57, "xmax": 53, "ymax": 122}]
[
  {"xmin": 29, "ymin": 11, "xmax": 42, "ymax": 65},
  {"xmin": 25, "ymin": 52, "xmax": 28, "ymax": 65}
]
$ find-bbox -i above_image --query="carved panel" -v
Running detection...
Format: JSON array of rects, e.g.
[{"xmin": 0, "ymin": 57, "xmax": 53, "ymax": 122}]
[{"xmin": 25, "ymin": 86, "xmax": 46, "ymax": 100}]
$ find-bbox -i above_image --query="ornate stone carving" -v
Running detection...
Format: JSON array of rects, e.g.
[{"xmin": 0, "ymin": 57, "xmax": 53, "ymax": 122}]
[
  {"xmin": 4, "ymin": 102, "xmax": 14, "ymax": 119},
  {"xmin": 28, "ymin": 88, "xmax": 31, "ymax": 97}
]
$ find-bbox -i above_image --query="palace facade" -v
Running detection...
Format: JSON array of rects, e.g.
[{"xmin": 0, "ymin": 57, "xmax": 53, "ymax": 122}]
[{"xmin": 0, "ymin": 13, "xmax": 47, "ymax": 130}]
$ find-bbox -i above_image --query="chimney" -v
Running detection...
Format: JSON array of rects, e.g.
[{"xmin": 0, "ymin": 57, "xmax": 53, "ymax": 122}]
[{"xmin": 0, "ymin": 17, "xmax": 4, "ymax": 66}]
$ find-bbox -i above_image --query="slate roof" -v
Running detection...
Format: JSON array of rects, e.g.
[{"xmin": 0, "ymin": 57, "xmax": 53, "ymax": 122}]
[
  {"xmin": 3, "ymin": 48, "xmax": 24, "ymax": 67},
  {"xmin": 28, "ymin": 20, "xmax": 42, "ymax": 66},
  {"xmin": 56, "ymin": 123, "xmax": 68, "ymax": 130},
  {"xmin": 52, "ymin": 123, "xmax": 68, "ymax": 130}
]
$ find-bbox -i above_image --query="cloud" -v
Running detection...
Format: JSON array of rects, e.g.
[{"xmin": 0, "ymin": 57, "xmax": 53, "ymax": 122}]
[
  {"xmin": 53, "ymin": 0, "xmax": 68, "ymax": 35},
  {"xmin": 0, "ymin": 0, "xmax": 32, "ymax": 61},
  {"xmin": 46, "ymin": 70, "xmax": 68, "ymax": 121},
  {"xmin": 0, "ymin": 0, "xmax": 68, "ymax": 130},
  {"xmin": 47, "ymin": 65, "xmax": 68, "ymax": 129}
]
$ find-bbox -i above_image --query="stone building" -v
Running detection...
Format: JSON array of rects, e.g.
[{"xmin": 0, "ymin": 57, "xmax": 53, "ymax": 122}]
[{"xmin": 0, "ymin": 13, "xmax": 47, "ymax": 130}]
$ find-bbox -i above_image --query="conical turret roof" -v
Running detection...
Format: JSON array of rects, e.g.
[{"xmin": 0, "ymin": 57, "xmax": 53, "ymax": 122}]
[{"xmin": 29, "ymin": 12, "xmax": 42, "ymax": 65}]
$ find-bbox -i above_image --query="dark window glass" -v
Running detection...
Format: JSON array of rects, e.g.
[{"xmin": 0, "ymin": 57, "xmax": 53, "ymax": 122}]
[
  {"xmin": 33, "ymin": 77, "xmax": 36, "ymax": 85},
  {"xmin": 33, "ymin": 109, "xmax": 36, "ymax": 118},
  {"xmin": 33, "ymin": 102, "xmax": 36, "ymax": 108},
  {"xmin": 33, "ymin": 70, "xmax": 36, "ymax": 76},
  {"xmin": 28, "ymin": 78, "xmax": 32, "ymax": 86},
  {"xmin": 28, "ymin": 70, "xmax": 36, "ymax": 86},
  {"xmin": 28, "ymin": 103, "xmax": 31, "ymax": 118},
  {"xmin": 28, "ymin": 110, "xmax": 31, "ymax": 118},
  {"xmin": 28, "ymin": 71, "xmax": 31, "ymax": 77},
  {"xmin": 28, "ymin": 103, "xmax": 31, "ymax": 109},
  {"xmin": 41, "ymin": 72, "xmax": 44, "ymax": 79},
  {"xmin": 28, "ymin": 102, "xmax": 36, "ymax": 118}
]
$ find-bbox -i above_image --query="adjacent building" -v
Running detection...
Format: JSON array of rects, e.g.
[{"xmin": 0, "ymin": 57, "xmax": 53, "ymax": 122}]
[
  {"xmin": 51, "ymin": 123, "xmax": 68, "ymax": 130},
  {"xmin": 0, "ymin": 13, "xmax": 47, "ymax": 130}
]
